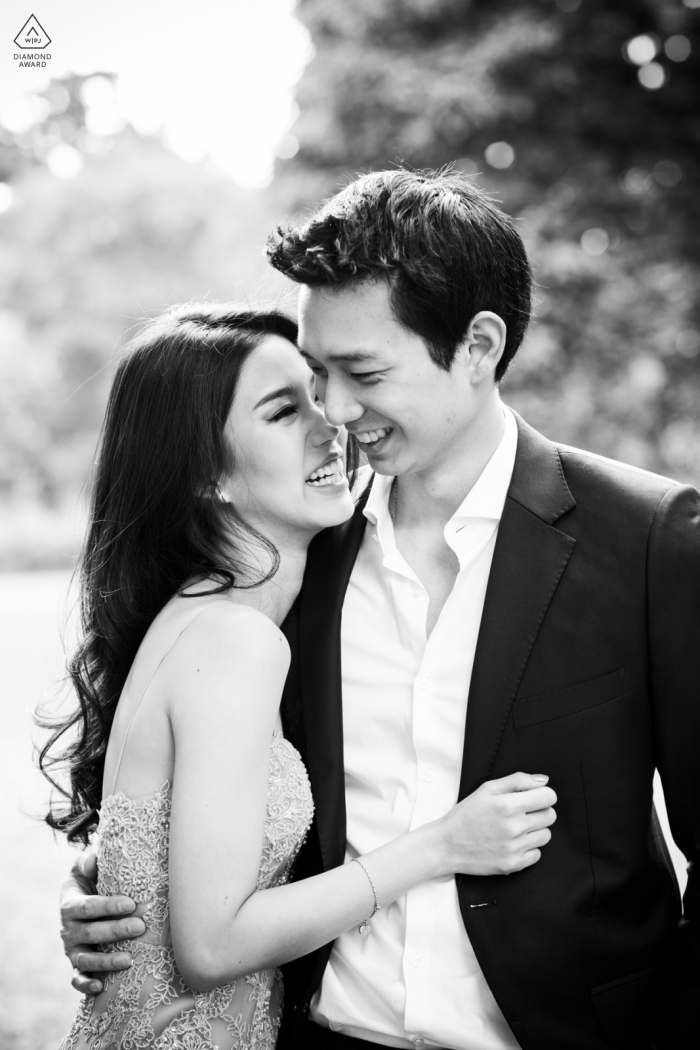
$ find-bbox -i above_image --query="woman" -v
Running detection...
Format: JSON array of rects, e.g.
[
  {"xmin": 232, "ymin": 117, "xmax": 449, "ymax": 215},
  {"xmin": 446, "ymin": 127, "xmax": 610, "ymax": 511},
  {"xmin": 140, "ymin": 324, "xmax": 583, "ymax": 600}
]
[{"xmin": 41, "ymin": 305, "xmax": 551, "ymax": 1050}]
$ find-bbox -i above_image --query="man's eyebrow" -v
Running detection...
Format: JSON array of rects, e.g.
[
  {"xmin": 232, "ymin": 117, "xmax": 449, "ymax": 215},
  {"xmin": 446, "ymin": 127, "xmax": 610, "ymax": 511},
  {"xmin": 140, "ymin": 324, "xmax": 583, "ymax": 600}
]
[
  {"xmin": 253, "ymin": 385, "xmax": 296, "ymax": 410},
  {"xmin": 300, "ymin": 349, "xmax": 378, "ymax": 363}
]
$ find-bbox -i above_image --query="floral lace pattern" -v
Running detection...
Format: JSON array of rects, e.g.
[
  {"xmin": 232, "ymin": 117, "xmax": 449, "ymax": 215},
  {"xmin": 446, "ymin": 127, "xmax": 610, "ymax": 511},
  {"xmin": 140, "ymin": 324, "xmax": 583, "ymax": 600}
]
[{"xmin": 60, "ymin": 734, "xmax": 314, "ymax": 1050}]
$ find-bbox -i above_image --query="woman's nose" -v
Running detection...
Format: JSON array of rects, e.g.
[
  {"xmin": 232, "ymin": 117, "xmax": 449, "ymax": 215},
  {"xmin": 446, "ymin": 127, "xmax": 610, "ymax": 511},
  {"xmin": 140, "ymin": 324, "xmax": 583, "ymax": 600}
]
[{"xmin": 310, "ymin": 404, "xmax": 340, "ymax": 446}]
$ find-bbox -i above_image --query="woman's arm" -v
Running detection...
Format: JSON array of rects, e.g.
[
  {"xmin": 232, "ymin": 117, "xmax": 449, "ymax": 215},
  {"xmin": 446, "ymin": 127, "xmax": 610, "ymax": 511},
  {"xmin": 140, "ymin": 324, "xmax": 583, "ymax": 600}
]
[{"xmin": 163, "ymin": 605, "xmax": 557, "ymax": 992}]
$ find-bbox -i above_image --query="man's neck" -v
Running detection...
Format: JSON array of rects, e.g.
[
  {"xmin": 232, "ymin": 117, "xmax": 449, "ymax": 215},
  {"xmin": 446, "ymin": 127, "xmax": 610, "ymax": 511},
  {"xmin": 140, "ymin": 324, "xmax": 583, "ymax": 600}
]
[{"xmin": 395, "ymin": 395, "xmax": 506, "ymax": 530}]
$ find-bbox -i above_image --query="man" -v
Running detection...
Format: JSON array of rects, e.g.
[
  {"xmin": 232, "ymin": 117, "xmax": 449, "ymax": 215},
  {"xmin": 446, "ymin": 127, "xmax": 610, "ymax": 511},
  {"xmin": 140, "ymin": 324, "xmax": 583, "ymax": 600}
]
[{"xmin": 61, "ymin": 170, "xmax": 699, "ymax": 1049}]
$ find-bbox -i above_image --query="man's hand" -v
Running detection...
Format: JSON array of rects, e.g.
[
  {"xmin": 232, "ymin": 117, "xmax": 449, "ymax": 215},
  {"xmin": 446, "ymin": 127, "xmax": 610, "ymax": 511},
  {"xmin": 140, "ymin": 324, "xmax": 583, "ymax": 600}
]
[
  {"xmin": 440, "ymin": 771, "xmax": 558, "ymax": 876},
  {"xmin": 60, "ymin": 850, "xmax": 145, "ymax": 995}
]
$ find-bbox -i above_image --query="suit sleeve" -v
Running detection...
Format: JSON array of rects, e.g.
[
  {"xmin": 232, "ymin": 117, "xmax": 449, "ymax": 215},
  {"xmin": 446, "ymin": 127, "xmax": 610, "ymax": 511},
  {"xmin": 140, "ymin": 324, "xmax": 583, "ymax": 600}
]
[{"xmin": 647, "ymin": 483, "xmax": 700, "ymax": 1034}]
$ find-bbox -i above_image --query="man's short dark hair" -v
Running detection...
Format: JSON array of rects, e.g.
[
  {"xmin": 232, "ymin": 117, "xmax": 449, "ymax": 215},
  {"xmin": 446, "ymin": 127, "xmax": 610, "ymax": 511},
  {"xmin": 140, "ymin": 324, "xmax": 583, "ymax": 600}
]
[{"xmin": 267, "ymin": 168, "xmax": 533, "ymax": 381}]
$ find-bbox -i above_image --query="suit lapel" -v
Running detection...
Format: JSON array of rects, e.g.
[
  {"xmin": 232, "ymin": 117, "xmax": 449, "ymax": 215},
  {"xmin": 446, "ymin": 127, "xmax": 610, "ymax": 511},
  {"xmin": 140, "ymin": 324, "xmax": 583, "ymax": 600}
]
[
  {"xmin": 459, "ymin": 415, "xmax": 577, "ymax": 799},
  {"xmin": 293, "ymin": 419, "xmax": 575, "ymax": 850},
  {"xmin": 297, "ymin": 487, "xmax": 371, "ymax": 871}
]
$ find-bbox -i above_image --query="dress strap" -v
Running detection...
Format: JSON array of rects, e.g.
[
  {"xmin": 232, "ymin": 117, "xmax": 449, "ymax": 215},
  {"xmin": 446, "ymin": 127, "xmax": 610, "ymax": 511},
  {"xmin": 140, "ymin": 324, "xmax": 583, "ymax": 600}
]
[{"xmin": 105, "ymin": 594, "xmax": 228, "ymax": 798}]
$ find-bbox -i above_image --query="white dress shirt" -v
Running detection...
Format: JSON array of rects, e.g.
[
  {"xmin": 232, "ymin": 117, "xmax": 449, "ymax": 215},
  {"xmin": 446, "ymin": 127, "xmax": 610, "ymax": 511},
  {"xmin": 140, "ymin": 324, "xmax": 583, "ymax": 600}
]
[{"xmin": 310, "ymin": 407, "xmax": 521, "ymax": 1050}]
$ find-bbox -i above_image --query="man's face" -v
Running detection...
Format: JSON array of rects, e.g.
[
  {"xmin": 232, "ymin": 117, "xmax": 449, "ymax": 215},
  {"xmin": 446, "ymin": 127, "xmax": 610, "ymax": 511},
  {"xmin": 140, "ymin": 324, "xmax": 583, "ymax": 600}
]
[{"xmin": 298, "ymin": 281, "xmax": 483, "ymax": 479}]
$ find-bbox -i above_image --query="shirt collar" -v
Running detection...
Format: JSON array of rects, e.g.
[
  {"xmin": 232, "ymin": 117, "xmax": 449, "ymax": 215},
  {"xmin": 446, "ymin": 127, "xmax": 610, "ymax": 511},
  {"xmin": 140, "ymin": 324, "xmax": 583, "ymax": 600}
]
[
  {"xmin": 451, "ymin": 405, "xmax": 518, "ymax": 526},
  {"xmin": 363, "ymin": 406, "xmax": 518, "ymax": 531}
]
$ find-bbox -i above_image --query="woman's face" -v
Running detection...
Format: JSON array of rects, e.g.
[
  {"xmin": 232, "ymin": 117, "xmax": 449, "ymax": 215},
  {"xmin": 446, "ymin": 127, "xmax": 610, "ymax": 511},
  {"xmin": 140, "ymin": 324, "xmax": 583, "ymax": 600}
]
[{"xmin": 220, "ymin": 335, "xmax": 355, "ymax": 544}]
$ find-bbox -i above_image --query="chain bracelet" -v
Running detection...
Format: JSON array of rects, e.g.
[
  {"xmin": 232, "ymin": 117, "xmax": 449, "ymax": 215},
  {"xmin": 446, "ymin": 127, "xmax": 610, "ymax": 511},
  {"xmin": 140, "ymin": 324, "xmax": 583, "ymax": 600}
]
[{"xmin": 352, "ymin": 856, "xmax": 382, "ymax": 937}]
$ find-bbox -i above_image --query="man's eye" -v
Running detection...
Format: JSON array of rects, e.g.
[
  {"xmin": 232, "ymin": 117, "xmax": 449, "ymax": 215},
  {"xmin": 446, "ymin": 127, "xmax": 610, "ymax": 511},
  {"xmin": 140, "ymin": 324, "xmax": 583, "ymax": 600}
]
[
  {"xmin": 271, "ymin": 404, "xmax": 298, "ymax": 421},
  {"xmin": 351, "ymin": 371, "xmax": 382, "ymax": 383}
]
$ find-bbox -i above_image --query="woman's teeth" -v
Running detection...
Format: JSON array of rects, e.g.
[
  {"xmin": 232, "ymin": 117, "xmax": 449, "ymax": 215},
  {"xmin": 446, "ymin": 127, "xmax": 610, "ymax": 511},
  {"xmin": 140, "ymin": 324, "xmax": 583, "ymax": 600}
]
[
  {"xmin": 355, "ymin": 427, "xmax": 392, "ymax": 446},
  {"xmin": 306, "ymin": 461, "xmax": 346, "ymax": 486}
]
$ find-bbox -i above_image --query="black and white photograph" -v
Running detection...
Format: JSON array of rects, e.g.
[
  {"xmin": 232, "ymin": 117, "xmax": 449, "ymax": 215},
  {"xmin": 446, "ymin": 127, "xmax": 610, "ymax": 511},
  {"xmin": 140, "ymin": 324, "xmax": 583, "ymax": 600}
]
[{"xmin": 0, "ymin": 2, "xmax": 698, "ymax": 1049}]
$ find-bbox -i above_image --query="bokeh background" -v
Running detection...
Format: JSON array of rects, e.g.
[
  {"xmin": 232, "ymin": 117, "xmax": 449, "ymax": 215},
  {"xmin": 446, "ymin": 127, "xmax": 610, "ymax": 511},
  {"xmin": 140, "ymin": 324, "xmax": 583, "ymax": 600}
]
[{"xmin": 1, "ymin": 1, "xmax": 697, "ymax": 1045}]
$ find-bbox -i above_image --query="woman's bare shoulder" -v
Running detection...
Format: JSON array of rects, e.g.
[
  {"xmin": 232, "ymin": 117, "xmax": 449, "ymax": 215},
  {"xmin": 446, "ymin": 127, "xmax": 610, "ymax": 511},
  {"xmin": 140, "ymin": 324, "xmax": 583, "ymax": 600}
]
[
  {"xmin": 179, "ymin": 599, "xmax": 288, "ymax": 657},
  {"xmin": 155, "ymin": 596, "xmax": 290, "ymax": 699}
]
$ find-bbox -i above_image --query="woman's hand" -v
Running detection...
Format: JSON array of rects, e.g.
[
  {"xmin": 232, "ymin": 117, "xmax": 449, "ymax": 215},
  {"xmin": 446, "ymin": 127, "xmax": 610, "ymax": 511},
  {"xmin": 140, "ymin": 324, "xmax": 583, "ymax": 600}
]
[{"xmin": 437, "ymin": 772, "xmax": 557, "ymax": 876}]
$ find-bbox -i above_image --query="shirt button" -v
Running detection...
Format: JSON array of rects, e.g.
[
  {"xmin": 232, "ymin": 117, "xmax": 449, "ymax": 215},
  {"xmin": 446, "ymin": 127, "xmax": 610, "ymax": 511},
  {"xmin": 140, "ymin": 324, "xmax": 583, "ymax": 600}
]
[
  {"xmin": 411, "ymin": 585, "xmax": 422, "ymax": 599},
  {"xmin": 411, "ymin": 954, "xmax": 422, "ymax": 966},
  {"xmin": 418, "ymin": 678, "xmax": 429, "ymax": 691},
  {"xmin": 423, "ymin": 768, "xmax": 434, "ymax": 783}
]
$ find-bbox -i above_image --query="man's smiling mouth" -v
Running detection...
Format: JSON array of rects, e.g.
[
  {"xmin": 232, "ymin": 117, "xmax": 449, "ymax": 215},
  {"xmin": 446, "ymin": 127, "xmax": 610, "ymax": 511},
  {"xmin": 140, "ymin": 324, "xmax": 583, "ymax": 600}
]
[{"xmin": 353, "ymin": 426, "xmax": 393, "ymax": 447}]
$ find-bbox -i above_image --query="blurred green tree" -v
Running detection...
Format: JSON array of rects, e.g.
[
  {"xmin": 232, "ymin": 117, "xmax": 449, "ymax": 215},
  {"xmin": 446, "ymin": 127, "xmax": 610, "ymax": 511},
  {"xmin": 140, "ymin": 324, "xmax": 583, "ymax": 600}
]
[
  {"xmin": 0, "ymin": 74, "xmax": 287, "ymax": 567},
  {"xmin": 278, "ymin": 0, "xmax": 700, "ymax": 484}
]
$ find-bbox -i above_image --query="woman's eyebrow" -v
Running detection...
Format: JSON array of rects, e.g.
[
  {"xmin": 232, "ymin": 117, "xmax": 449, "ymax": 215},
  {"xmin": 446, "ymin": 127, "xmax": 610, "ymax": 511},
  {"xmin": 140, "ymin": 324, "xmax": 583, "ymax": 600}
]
[
  {"xmin": 253, "ymin": 385, "xmax": 296, "ymax": 410},
  {"xmin": 253, "ymin": 373, "xmax": 315, "ymax": 410}
]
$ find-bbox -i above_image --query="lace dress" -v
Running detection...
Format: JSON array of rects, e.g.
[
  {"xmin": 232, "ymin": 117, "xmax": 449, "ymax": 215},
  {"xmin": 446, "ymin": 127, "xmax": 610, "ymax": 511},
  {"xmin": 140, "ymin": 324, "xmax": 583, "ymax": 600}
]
[{"xmin": 59, "ymin": 734, "xmax": 314, "ymax": 1050}]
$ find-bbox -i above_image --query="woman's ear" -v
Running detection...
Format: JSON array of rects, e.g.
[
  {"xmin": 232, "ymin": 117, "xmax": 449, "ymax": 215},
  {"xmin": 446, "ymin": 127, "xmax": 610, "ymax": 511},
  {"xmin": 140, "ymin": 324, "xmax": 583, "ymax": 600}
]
[
  {"xmin": 460, "ymin": 311, "xmax": 507, "ymax": 382},
  {"xmin": 195, "ymin": 483, "xmax": 230, "ymax": 503}
]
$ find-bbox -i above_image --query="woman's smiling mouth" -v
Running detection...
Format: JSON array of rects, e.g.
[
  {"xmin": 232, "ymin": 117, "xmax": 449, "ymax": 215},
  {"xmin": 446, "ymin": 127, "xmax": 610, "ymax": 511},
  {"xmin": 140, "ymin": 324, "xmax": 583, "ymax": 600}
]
[{"xmin": 306, "ymin": 456, "xmax": 348, "ymax": 487}]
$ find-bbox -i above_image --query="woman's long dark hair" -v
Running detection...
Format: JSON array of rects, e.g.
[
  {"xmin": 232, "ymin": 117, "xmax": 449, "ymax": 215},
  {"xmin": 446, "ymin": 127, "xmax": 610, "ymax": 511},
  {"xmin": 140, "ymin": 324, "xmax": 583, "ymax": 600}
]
[{"xmin": 38, "ymin": 303, "xmax": 343, "ymax": 846}]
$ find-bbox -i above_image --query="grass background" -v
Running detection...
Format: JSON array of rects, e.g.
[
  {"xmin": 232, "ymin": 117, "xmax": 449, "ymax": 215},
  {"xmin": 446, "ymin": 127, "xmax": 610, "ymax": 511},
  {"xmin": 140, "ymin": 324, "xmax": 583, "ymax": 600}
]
[
  {"xmin": 0, "ymin": 571, "xmax": 688, "ymax": 1049},
  {"xmin": 1, "ymin": 571, "xmax": 76, "ymax": 1049}
]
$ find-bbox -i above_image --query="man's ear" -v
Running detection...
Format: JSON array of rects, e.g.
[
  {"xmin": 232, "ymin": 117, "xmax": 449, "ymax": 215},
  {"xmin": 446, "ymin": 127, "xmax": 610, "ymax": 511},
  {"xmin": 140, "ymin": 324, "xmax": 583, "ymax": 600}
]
[{"xmin": 459, "ymin": 311, "xmax": 507, "ymax": 382}]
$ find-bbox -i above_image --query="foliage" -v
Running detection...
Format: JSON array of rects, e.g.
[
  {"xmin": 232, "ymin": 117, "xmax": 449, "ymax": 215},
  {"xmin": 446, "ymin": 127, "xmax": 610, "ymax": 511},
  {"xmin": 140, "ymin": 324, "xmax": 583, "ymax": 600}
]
[
  {"xmin": 0, "ymin": 75, "xmax": 288, "ymax": 567},
  {"xmin": 2, "ymin": 8, "xmax": 700, "ymax": 568},
  {"xmin": 278, "ymin": 0, "xmax": 700, "ymax": 483}
]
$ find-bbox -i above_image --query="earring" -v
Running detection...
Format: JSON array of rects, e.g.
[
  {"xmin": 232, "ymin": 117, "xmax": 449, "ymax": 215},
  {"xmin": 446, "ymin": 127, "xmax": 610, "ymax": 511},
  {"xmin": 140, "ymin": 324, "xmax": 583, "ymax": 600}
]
[{"xmin": 215, "ymin": 487, "xmax": 230, "ymax": 504}]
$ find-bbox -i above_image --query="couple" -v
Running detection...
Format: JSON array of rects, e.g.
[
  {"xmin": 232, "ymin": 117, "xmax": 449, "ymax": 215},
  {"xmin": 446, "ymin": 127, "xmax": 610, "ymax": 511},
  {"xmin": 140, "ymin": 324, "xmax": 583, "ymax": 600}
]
[{"xmin": 48, "ymin": 169, "xmax": 698, "ymax": 1050}]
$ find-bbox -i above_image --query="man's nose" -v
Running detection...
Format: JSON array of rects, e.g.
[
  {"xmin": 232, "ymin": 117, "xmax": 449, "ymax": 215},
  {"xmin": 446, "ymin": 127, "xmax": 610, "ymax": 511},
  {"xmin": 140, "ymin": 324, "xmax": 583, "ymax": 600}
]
[{"xmin": 322, "ymin": 379, "xmax": 363, "ymax": 428}]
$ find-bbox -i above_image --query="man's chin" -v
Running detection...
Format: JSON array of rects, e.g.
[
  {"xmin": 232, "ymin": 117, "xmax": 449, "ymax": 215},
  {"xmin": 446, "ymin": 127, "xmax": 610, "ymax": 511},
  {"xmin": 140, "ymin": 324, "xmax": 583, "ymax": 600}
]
[
  {"xmin": 371, "ymin": 462, "xmax": 399, "ymax": 476},
  {"xmin": 362, "ymin": 438, "xmax": 401, "ymax": 475}
]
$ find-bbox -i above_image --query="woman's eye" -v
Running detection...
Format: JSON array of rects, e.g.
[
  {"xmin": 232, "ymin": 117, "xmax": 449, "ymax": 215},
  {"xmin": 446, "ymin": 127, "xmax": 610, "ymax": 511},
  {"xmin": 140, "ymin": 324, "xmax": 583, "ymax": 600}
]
[{"xmin": 271, "ymin": 404, "xmax": 298, "ymax": 422}]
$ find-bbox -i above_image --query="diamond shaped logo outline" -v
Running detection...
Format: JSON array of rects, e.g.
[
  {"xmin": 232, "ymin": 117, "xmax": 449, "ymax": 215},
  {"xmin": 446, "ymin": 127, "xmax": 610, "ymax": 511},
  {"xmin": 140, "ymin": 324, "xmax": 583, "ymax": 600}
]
[{"xmin": 14, "ymin": 15, "xmax": 51, "ymax": 49}]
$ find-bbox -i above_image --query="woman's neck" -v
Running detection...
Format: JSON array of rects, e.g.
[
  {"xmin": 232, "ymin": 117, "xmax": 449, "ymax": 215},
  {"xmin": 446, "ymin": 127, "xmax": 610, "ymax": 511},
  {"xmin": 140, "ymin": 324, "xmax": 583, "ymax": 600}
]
[{"xmin": 225, "ymin": 538, "xmax": 308, "ymax": 628}]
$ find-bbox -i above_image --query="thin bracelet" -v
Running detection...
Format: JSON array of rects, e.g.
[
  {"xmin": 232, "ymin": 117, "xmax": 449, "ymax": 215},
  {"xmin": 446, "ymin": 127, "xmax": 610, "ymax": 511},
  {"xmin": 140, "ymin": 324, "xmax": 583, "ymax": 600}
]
[{"xmin": 352, "ymin": 856, "xmax": 382, "ymax": 937}]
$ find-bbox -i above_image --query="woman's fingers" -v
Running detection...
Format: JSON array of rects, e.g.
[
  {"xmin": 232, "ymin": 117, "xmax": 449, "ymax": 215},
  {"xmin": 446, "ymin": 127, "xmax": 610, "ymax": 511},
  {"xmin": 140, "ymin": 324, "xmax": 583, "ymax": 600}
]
[
  {"xmin": 487, "ymin": 772, "xmax": 550, "ymax": 794},
  {"xmin": 447, "ymin": 773, "xmax": 558, "ymax": 876},
  {"xmin": 520, "ymin": 806, "xmax": 557, "ymax": 834},
  {"xmin": 520, "ymin": 848, "xmax": 542, "ymax": 869},
  {"xmin": 525, "ymin": 827, "xmax": 553, "ymax": 850},
  {"xmin": 520, "ymin": 786, "xmax": 558, "ymax": 813},
  {"xmin": 512, "ymin": 833, "xmax": 552, "ymax": 871}
]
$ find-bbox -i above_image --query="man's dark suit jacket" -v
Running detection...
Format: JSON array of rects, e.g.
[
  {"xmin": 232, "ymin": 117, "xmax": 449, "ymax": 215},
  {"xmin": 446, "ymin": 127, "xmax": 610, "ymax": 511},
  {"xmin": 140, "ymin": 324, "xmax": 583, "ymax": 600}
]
[{"xmin": 278, "ymin": 413, "xmax": 700, "ymax": 1050}]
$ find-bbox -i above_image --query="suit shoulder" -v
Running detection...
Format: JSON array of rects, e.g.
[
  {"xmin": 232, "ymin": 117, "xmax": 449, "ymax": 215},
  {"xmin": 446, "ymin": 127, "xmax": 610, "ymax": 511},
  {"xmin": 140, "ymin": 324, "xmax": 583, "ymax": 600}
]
[{"xmin": 555, "ymin": 442, "xmax": 682, "ymax": 507}]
